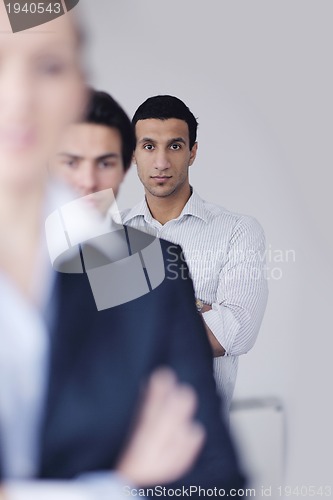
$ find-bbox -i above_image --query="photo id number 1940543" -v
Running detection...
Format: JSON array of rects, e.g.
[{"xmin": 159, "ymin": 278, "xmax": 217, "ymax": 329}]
[
  {"xmin": 260, "ymin": 485, "xmax": 332, "ymax": 497},
  {"xmin": 5, "ymin": 2, "xmax": 61, "ymax": 14}
]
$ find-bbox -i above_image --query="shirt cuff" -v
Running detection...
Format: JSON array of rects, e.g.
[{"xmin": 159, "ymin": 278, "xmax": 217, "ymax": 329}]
[
  {"xmin": 4, "ymin": 473, "xmax": 135, "ymax": 500},
  {"xmin": 4, "ymin": 482, "xmax": 92, "ymax": 500},
  {"xmin": 202, "ymin": 305, "xmax": 238, "ymax": 355}
]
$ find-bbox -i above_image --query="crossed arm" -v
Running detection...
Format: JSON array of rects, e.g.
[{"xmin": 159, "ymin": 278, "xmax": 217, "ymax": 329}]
[
  {"xmin": 199, "ymin": 217, "xmax": 268, "ymax": 358},
  {"xmin": 0, "ymin": 370, "xmax": 205, "ymax": 500},
  {"xmin": 201, "ymin": 304, "xmax": 226, "ymax": 357}
]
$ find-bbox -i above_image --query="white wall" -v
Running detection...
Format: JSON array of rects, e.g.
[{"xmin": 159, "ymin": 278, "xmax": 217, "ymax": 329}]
[{"xmin": 78, "ymin": 0, "xmax": 333, "ymax": 491}]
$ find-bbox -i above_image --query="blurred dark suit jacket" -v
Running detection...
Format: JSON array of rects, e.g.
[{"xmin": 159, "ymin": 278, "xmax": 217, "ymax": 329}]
[{"xmin": 1, "ymin": 229, "xmax": 245, "ymax": 497}]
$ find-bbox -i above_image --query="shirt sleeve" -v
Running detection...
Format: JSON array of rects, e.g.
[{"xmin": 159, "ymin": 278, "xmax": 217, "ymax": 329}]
[
  {"xmin": 202, "ymin": 215, "xmax": 268, "ymax": 356},
  {"xmin": 4, "ymin": 473, "xmax": 135, "ymax": 500}
]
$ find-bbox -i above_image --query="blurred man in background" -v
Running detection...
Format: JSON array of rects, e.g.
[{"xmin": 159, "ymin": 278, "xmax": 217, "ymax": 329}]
[{"xmin": 51, "ymin": 90, "xmax": 134, "ymax": 217}]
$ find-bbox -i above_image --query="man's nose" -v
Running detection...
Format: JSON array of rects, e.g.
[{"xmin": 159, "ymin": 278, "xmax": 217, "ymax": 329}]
[
  {"xmin": 78, "ymin": 164, "xmax": 97, "ymax": 193},
  {"xmin": 153, "ymin": 151, "xmax": 171, "ymax": 171},
  {"xmin": 0, "ymin": 63, "xmax": 35, "ymax": 120}
]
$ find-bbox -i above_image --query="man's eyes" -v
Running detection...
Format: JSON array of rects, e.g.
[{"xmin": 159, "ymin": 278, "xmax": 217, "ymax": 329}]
[
  {"xmin": 62, "ymin": 158, "xmax": 77, "ymax": 168},
  {"xmin": 98, "ymin": 160, "xmax": 117, "ymax": 169},
  {"xmin": 36, "ymin": 57, "xmax": 70, "ymax": 76},
  {"xmin": 143, "ymin": 144, "xmax": 182, "ymax": 151},
  {"xmin": 61, "ymin": 159, "xmax": 117, "ymax": 169}
]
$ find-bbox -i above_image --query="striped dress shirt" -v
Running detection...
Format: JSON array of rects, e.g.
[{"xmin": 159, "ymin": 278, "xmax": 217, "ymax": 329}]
[{"xmin": 122, "ymin": 190, "xmax": 268, "ymax": 411}]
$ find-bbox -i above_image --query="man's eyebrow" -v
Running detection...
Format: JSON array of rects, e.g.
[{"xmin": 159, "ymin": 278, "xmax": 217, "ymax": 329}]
[
  {"xmin": 168, "ymin": 137, "xmax": 186, "ymax": 145},
  {"xmin": 57, "ymin": 153, "xmax": 120, "ymax": 160},
  {"xmin": 138, "ymin": 137, "xmax": 187, "ymax": 144},
  {"xmin": 95, "ymin": 153, "xmax": 120, "ymax": 161},
  {"xmin": 57, "ymin": 152, "xmax": 81, "ymax": 159},
  {"xmin": 138, "ymin": 137, "xmax": 156, "ymax": 144}
]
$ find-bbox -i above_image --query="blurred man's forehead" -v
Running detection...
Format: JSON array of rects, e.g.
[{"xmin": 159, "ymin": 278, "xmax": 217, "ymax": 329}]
[
  {"xmin": 58, "ymin": 123, "xmax": 122, "ymax": 153},
  {"xmin": 0, "ymin": 2, "xmax": 11, "ymax": 30}
]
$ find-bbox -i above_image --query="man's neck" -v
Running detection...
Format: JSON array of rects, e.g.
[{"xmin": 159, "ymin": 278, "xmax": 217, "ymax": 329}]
[
  {"xmin": 145, "ymin": 184, "xmax": 192, "ymax": 225},
  {"xmin": 0, "ymin": 178, "xmax": 46, "ymax": 302}
]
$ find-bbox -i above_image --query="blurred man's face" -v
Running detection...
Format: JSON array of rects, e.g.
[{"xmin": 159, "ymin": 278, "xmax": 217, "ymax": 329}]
[
  {"xmin": 52, "ymin": 123, "xmax": 125, "ymax": 215},
  {"xmin": 0, "ymin": 7, "xmax": 85, "ymax": 188}
]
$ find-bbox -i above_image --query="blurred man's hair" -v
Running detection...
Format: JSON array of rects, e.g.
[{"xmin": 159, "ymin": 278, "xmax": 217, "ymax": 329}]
[
  {"xmin": 85, "ymin": 90, "xmax": 135, "ymax": 171},
  {"xmin": 132, "ymin": 95, "xmax": 198, "ymax": 149}
]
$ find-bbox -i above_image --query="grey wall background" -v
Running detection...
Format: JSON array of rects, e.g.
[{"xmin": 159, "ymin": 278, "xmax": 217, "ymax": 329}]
[{"xmin": 78, "ymin": 0, "xmax": 332, "ymax": 490}]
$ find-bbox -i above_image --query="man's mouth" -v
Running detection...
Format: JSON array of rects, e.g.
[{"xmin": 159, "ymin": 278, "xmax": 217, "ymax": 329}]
[{"xmin": 151, "ymin": 176, "xmax": 172, "ymax": 180}]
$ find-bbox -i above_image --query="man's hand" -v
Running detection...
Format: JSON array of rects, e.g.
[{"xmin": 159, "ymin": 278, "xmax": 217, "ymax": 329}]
[
  {"xmin": 116, "ymin": 368, "xmax": 205, "ymax": 487},
  {"xmin": 200, "ymin": 303, "xmax": 212, "ymax": 314},
  {"xmin": 200, "ymin": 304, "xmax": 226, "ymax": 357}
]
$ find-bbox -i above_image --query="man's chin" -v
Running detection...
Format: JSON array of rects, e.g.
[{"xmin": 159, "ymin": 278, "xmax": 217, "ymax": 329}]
[
  {"xmin": 147, "ymin": 186, "xmax": 176, "ymax": 198},
  {"xmin": 83, "ymin": 193, "xmax": 117, "ymax": 216}
]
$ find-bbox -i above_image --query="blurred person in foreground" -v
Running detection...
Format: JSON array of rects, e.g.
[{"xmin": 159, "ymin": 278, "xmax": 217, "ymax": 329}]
[{"xmin": 0, "ymin": 7, "xmax": 244, "ymax": 500}]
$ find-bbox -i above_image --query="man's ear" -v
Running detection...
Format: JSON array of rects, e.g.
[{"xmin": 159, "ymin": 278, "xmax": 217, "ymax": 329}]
[
  {"xmin": 189, "ymin": 142, "xmax": 198, "ymax": 166},
  {"xmin": 132, "ymin": 153, "xmax": 137, "ymax": 166}
]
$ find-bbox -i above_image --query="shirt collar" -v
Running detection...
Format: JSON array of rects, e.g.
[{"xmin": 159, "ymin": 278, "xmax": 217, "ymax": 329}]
[
  {"xmin": 122, "ymin": 197, "xmax": 152, "ymax": 224},
  {"xmin": 122, "ymin": 188, "xmax": 209, "ymax": 225},
  {"xmin": 178, "ymin": 189, "xmax": 209, "ymax": 222}
]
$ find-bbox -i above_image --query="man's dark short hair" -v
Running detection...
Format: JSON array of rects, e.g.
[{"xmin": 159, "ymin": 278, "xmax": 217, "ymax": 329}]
[
  {"xmin": 84, "ymin": 90, "xmax": 135, "ymax": 172},
  {"xmin": 132, "ymin": 95, "xmax": 198, "ymax": 149}
]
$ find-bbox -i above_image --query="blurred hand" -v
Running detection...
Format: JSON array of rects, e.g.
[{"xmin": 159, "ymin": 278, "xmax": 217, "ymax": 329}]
[
  {"xmin": 116, "ymin": 368, "xmax": 205, "ymax": 487},
  {"xmin": 200, "ymin": 303, "xmax": 212, "ymax": 313}
]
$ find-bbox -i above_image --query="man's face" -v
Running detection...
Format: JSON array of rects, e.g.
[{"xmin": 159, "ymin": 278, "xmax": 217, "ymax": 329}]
[
  {"xmin": 52, "ymin": 123, "xmax": 125, "ymax": 215},
  {"xmin": 0, "ymin": 7, "xmax": 85, "ymax": 187},
  {"xmin": 134, "ymin": 118, "xmax": 197, "ymax": 199}
]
